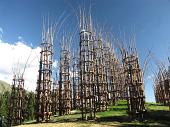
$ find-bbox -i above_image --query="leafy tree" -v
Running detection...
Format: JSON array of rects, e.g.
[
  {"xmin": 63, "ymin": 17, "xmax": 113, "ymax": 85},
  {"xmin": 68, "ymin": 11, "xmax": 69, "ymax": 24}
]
[
  {"xmin": 25, "ymin": 92, "xmax": 35, "ymax": 120},
  {"xmin": 0, "ymin": 91, "xmax": 10, "ymax": 127},
  {"xmin": 0, "ymin": 91, "xmax": 10, "ymax": 118}
]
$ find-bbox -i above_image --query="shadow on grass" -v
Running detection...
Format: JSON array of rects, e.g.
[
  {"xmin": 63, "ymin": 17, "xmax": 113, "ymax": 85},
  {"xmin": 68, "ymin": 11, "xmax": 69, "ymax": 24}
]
[
  {"xmin": 96, "ymin": 115, "xmax": 128, "ymax": 123},
  {"xmin": 146, "ymin": 110, "xmax": 170, "ymax": 126},
  {"xmin": 109, "ymin": 107, "xmax": 127, "ymax": 111},
  {"xmin": 96, "ymin": 115, "xmax": 147, "ymax": 127},
  {"xmin": 96, "ymin": 109, "xmax": 170, "ymax": 127}
]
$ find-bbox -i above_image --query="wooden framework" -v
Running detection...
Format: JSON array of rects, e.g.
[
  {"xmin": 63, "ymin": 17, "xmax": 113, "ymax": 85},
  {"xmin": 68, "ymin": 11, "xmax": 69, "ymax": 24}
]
[
  {"xmin": 79, "ymin": 29, "xmax": 96, "ymax": 119},
  {"xmin": 72, "ymin": 51, "xmax": 80, "ymax": 110},
  {"xmin": 79, "ymin": 11, "xmax": 97, "ymax": 119},
  {"xmin": 115, "ymin": 62, "xmax": 126, "ymax": 101},
  {"xmin": 35, "ymin": 25, "xmax": 54, "ymax": 122},
  {"xmin": 51, "ymin": 80, "xmax": 58, "ymax": 115},
  {"xmin": 103, "ymin": 43, "xmax": 111, "ymax": 105},
  {"xmin": 94, "ymin": 38, "xmax": 107, "ymax": 111},
  {"xmin": 16, "ymin": 77, "xmax": 25, "ymax": 124},
  {"xmin": 109, "ymin": 49, "xmax": 119, "ymax": 105},
  {"xmin": 59, "ymin": 46, "xmax": 72, "ymax": 115},
  {"xmin": 154, "ymin": 68, "xmax": 170, "ymax": 109},
  {"xmin": 8, "ymin": 75, "xmax": 25, "ymax": 126},
  {"xmin": 122, "ymin": 53, "xmax": 146, "ymax": 120}
]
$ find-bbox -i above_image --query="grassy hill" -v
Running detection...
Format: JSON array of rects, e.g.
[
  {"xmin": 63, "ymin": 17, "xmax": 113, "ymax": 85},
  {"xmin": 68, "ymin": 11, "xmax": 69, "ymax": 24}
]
[
  {"xmin": 17, "ymin": 100, "xmax": 170, "ymax": 127},
  {"xmin": 0, "ymin": 80, "xmax": 11, "ymax": 93}
]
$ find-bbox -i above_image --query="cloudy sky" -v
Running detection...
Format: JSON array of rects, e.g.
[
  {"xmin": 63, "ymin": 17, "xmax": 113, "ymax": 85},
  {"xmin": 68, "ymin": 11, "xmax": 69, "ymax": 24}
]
[{"xmin": 0, "ymin": 0, "xmax": 170, "ymax": 101}]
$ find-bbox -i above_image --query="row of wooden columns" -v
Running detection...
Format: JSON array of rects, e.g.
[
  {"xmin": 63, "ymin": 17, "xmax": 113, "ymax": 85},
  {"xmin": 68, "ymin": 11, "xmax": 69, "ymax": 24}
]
[{"xmin": 8, "ymin": 13, "xmax": 147, "ymax": 125}]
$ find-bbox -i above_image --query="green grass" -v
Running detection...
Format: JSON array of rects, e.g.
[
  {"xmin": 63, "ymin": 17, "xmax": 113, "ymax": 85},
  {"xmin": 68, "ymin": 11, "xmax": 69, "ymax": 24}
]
[
  {"xmin": 97, "ymin": 100, "xmax": 128, "ymax": 118},
  {"xmin": 144, "ymin": 102, "xmax": 170, "ymax": 126},
  {"xmin": 20, "ymin": 100, "xmax": 170, "ymax": 127},
  {"xmin": 146, "ymin": 102, "xmax": 169, "ymax": 110}
]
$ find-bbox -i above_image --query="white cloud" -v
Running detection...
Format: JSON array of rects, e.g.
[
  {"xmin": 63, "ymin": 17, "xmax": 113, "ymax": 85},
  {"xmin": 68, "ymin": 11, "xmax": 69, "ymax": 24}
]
[{"xmin": 0, "ymin": 40, "xmax": 41, "ymax": 91}]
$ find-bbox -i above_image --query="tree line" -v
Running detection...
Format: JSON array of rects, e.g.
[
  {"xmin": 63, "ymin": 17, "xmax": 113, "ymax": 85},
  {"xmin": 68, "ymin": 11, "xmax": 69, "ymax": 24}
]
[{"xmin": 0, "ymin": 91, "xmax": 35, "ymax": 126}]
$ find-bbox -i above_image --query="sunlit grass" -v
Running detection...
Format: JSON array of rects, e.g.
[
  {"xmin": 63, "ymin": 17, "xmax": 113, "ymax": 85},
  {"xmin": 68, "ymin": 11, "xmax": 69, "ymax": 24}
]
[
  {"xmin": 18, "ymin": 100, "xmax": 170, "ymax": 127},
  {"xmin": 145, "ymin": 102, "xmax": 169, "ymax": 111}
]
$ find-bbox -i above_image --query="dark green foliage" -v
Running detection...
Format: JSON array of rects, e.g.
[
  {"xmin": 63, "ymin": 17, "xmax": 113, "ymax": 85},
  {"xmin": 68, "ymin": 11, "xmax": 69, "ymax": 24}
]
[
  {"xmin": 0, "ymin": 92, "xmax": 10, "ymax": 127},
  {"xmin": 0, "ymin": 90, "xmax": 36, "ymax": 125},
  {"xmin": 25, "ymin": 92, "xmax": 35, "ymax": 121},
  {"xmin": 0, "ymin": 91, "xmax": 10, "ymax": 118}
]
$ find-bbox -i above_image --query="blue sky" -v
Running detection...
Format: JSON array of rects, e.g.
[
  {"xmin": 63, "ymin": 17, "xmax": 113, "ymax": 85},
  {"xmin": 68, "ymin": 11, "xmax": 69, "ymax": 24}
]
[{"xmin": 0, "ymin": 0, "xmax": 170, "ymax": 102}]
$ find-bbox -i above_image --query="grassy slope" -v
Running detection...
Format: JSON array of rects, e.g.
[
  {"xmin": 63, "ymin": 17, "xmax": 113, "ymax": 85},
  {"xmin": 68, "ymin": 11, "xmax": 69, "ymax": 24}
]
[
  {"xmin": 18, "ymin": 101, "xmax": 170, "ymax": 127},
  {"xmin": 0, "ymin": 80, "xmax": 11, "ymax": 93}
]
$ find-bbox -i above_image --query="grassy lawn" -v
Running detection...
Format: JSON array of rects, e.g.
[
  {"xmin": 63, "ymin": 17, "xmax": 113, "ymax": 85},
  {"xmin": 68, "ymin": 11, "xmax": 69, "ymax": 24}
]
[{"xmin": 17, "ymin": 100, "xmax": 170, "ymax": 127}]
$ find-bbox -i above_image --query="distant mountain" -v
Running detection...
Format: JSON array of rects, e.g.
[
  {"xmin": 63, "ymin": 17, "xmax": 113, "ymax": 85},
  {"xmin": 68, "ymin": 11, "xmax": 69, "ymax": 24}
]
[{"xmin": 0, "ymin": 80, "xmax": 11, "ymax": 93}]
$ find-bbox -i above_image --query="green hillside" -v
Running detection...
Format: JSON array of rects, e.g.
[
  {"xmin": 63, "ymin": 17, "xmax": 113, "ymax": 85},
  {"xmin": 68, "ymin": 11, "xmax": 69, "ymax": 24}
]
[{"xmin": 0, "ymin": 80, "xmax": 11, "ymax": 93}]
